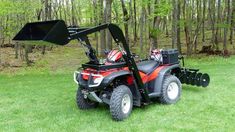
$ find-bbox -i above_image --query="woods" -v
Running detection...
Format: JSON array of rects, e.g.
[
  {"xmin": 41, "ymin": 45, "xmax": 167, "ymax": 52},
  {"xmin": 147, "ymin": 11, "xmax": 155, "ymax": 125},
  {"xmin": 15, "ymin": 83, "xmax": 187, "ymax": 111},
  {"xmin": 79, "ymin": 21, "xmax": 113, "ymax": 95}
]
[
  {"xmin": 0, "ymin": 0, "xmax": 234, "ymax": 66},
  {"xmin": 1, "ymin": 0, "xmax": 235, "ymax": 129}
]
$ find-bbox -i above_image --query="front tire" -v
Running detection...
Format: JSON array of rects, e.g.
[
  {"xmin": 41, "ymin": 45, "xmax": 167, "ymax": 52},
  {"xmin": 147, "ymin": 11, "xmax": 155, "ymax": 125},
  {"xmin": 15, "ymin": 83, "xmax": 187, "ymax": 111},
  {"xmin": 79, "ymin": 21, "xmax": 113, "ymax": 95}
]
[
  {"xmin": 159, "ymin": 75, "xmax": 182, "ymax": 104},
  {"xmin": 76, "ymin": 88, "xmax": 98, "ymax": 109},
  {"xmin": 110, "ymin": 85, "xmax": 133, "ymax": 121}
]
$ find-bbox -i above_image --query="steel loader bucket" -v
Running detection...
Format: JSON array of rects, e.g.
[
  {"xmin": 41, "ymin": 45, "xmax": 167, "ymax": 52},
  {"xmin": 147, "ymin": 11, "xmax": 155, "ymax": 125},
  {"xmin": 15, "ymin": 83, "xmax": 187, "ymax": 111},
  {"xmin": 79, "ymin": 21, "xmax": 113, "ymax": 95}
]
[{"xmin": 13, "ymin": 20, "xmax": 70, "ymax": 45}]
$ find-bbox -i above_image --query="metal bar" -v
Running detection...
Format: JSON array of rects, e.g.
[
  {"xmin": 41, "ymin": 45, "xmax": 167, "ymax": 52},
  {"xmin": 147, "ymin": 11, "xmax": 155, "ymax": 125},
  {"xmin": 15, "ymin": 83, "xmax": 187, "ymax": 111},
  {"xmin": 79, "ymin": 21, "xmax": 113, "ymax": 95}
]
[
  {"xmin": 108, "ymin": 24, "xmax": 150, "ymax": 102},
  {"xmin": 70, "ymin": 24, "xmax": 109, "ymax": 39}
]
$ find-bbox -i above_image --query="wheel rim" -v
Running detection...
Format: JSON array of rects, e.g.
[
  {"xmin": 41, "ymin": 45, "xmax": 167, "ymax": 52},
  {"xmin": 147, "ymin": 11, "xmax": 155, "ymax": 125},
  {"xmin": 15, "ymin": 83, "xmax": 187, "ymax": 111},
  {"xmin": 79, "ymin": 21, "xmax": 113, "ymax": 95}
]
[
  {"xmin": 121, "ymin": 94, "xmax": 131, "ymax": 114},
  {"xmin": 167, "ymin": 82, "xmax": 179, "ymax": 100}
]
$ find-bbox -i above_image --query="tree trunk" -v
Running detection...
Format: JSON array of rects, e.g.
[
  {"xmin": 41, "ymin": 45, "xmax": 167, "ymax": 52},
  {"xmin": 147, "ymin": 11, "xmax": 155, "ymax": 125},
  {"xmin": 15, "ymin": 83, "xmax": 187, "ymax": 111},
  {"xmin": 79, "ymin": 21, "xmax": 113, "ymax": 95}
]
[
  {"xmin": 106, "ymin": 0, "xmax": 112, "ymax": 50},
  {"xmin": 193, "ymin": 0, "xmax": 201, "ymax": 53},
  {"xmin": 71, "ymin": 0, "xmax": 77, "ymax": 25},
  {"xmin": 100, "ymin": 0, "xmax": 106, "ymax": 56},
  {"xmin": 172, "ymin": 0, "xmax": 177, "ymax": 49},
  {"xmin": 209, "ymin": 0, "xmax": 216, "ymax": 48},
  {"xmin": 140, "ymin": 7, "xmax": 145, "ymax": 51},
  {"xmin": 164, "ymin": 16, "xmax": 169, "ymax": 37},
  {"xmin": 120, "ymin": 0, "xmax": 129, "ymax": 45},
  {"xmin": 25, "ymin": 45, "xmax": 30, "ymax": 66},
  {"xmin": 176, "ymin": 0, "xmax": 181, "ymax": 53},
  {"xmin": 133, "ymin": 0, "xmax": 137, "ymax": 46},
  {"xmin": 0, "ymin": 28, "xmax": 1, "ymax": 64},
  {"xmin": 229, "ymin": 1, "xmax": 235, "ymax": 45},
  {"xmin": 42, "ymin": 0, "xmax": 52, "ymax": 55},
  {"xmin": 93, "ymin": 0, "xmax": 99, "ymax": 54},
  {"xmin": 113, "ymin": 2, "xmax": 119, "ymax": 23},
  {"xmin": 150, "ymin": 0, "xmax": 160, "ymax": 50},
  {"xmin": 215, "ymin": 0, "xmax": 221, "ymax": 50},
  {"xmin": 223, "ymin": 0, "xmax": 231, "ymax": 52},
  {"xmin": 172, "ymin": 0, "xmax": 181, "ymax": 53},
  {"xmin": 183, "ymin": 0, "xmax": 191, "ymax": 55},
  {"xmin": 15, "ymin": 42, "xmax": 19, "ymax": 59},
  {"xmin": 202, "ymin": 0, "xmax": 206, "ymax": 43}
]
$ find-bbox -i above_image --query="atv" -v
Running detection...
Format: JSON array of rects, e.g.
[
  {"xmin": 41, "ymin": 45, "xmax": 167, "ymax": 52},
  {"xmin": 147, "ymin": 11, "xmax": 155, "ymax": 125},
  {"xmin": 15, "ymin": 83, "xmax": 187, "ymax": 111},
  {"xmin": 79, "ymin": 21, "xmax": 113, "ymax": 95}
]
[{"xmin": 13, "ymin": 20, "xmax": 210, "ymax": 121}]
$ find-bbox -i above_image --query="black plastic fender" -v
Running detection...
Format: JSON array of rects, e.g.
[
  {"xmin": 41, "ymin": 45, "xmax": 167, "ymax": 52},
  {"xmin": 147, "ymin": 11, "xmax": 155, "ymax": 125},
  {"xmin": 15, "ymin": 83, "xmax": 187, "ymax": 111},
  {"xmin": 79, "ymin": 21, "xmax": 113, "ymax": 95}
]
[
  {"xmin": 152, "ymin": 64, "xmax": 180, "ymax": 95},
  {"xmin": 100, "ymin": 70, "xmax": 131, "ymax": 87},
  {"xmin": 76, "ymin": 70, "xmax": 131, "ymax": 90}
]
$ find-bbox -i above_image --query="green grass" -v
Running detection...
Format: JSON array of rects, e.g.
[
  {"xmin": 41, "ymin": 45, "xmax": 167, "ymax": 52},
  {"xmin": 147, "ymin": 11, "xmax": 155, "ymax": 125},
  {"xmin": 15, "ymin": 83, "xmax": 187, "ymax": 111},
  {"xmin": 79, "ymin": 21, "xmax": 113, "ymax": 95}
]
[{"xmin": 0, "ymin": 47, "xmax": 235, "ymax": 131}]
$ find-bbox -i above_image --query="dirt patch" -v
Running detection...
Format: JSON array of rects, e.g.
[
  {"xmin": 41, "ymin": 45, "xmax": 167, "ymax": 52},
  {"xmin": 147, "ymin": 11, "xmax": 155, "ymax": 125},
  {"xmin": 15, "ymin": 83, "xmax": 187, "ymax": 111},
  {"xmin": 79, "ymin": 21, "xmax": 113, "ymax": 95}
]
[{"xmin": 199, "ymin": 45, "xmax": 231, "ymax": 57}]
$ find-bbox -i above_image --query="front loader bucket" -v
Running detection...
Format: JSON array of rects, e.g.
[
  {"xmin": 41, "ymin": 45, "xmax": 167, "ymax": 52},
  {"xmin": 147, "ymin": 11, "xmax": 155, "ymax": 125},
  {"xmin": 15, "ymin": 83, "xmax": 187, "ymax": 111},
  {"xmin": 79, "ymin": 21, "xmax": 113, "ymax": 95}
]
[{"xmin": 13, "ymin": 20, "xmax": 70, "ymax": 45}]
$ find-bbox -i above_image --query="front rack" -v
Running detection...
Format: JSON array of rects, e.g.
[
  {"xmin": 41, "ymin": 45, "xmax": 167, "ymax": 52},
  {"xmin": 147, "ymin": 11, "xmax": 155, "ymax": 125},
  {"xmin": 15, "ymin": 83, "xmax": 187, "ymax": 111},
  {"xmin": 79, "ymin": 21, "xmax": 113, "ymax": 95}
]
[{"xmin": 82, "ymin": 62, "xmax": 127, "ymax": 70}]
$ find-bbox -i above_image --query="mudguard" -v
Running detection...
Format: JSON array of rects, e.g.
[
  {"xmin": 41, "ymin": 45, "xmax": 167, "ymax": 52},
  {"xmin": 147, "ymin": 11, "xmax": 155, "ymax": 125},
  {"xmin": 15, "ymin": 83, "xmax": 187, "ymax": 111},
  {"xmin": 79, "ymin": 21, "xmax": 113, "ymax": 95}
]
[
  {"xmin": 152, "ymin": 64, "xmax": 180, "ymax": 94},
  {"xmin": 100, "ymin": 70, "xmax": 131, "ymax": 87},
  {"xmin": 75, "ymin": 70, "xmax": 131, "ymax": 90}
]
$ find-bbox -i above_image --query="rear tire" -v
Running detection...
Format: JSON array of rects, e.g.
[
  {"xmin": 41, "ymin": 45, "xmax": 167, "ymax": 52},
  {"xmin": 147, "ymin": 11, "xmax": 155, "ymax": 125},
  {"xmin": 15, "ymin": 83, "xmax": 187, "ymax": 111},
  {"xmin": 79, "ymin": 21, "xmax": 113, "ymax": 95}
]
[
  {"xmin": 76, "ymin": 88, "xmax": 98, "ymax": 109},
  {"xmin": 159, "ymin": 75, "xmax": 182, "ymax": 104},
  {"xmin": 110, "ymin": 85, "xmax": 133, "ymax": 121}
]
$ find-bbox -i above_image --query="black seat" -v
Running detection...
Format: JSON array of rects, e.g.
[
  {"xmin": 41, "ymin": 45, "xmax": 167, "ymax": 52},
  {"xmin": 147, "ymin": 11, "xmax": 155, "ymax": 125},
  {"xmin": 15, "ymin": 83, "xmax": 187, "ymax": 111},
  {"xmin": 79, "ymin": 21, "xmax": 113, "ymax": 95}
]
[{"xmin": 137, "ymin": 60, "xmax": 160, "ymax": 74}]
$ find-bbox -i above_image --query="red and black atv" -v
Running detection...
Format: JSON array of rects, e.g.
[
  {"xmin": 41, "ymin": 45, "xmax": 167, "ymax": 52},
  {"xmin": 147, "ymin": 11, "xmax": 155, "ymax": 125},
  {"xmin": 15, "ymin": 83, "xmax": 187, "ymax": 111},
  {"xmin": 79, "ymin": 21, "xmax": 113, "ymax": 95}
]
[{"xmin": 13, "ymin": 20, "xmax": 210, "ymax": 121}]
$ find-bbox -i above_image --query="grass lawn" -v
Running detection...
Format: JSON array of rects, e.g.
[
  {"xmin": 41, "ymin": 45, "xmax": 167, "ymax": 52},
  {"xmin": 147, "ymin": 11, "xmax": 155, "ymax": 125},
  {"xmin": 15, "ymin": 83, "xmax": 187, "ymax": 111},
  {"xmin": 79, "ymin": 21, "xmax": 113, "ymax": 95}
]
[{"xmin": 0, "ymin": 47, "xmax": 235, "ymax": 131}]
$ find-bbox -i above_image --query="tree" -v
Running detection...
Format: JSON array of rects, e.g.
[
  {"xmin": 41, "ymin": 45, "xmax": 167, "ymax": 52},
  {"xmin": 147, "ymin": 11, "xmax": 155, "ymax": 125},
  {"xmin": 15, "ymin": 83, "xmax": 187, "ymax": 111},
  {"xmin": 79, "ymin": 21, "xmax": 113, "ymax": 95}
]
[
  {"xmin": 0, "ymin": 26, "xmax": 2, "ymax": 64},
  {"xmin": 71, "ymin": 0, "xmax": 77, "ymax": 25},
  {"xmin": 229, "ymin": 0, "xmax": 235, "ymax": 45},
  {"xmin": 215, "ymin": 0, "xmax": 221, "ymax": 50},
  {"xmin": 133, "ymin": 0, "xmax": 137, "ymax": 46},
  {"xmin": 100, "ymin": 0, "xmax": 106, "ymax": 56},
  {"xmin": 223, "ymin": 0, "xmax": 231, "ymax": 53},
  {"xmin": 183, "ymin": 0, "xmax": 191, "ymax": 55},
  {"xmin": 150, "ymin": 0, "xmax": 160, "ymax": 49},
  {"xmin": 209, "ymin": 0, "xmax": 216, "ymax": 49},
  {"xmin": 42, "ymin": 0, "xmax": 52, "ymax": 55},
  {"xmin": 120, "ymin": 0, "xmax": 129, "ymax": 45},
  {"xmin": 93, "ymin": 0, "xmax": 99, "ymax": 54},
  {"xmin": 140, "ymin": 6, "xmax": 146, "ymax": 51},
  {"xmin": 193, "ymin": 0, "xmax": 202, "ymax": 53},
  {"xmin": 202, "ymin": 0, "xmax": 206, "ymax": 44},
  {"xmin": 172, "ymin": 0, "xmax": 181, "ymax": 53},
  {"xmin": 106, "ymin": 0, "xmax": 112, "ymax": 50}
]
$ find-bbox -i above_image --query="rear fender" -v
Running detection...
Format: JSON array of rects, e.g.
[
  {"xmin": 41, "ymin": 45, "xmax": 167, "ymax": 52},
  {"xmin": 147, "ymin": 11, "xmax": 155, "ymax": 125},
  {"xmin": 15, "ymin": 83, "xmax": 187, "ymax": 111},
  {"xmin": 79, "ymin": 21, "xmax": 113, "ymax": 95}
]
[{"xmin": 153, "ymin": 64, "xmax": 180, "ymax": 94}]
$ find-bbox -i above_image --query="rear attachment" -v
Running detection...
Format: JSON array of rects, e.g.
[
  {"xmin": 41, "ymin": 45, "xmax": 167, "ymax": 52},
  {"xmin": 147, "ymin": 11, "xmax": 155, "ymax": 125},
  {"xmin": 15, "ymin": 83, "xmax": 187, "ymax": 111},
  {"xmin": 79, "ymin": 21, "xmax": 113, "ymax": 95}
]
[{"xmin": 176, "ymin": 68, "xmax": 210, "ymax": 87}]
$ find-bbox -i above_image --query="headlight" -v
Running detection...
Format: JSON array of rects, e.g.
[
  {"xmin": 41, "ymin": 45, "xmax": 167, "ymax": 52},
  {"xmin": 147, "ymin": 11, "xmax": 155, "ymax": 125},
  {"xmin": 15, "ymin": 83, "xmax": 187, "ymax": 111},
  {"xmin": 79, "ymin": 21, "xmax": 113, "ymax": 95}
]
[
  {"xmin": 94, "ymin": 77, "xmax": 103, "ymax": 84},
  {"xmin": 89, "ymin": 76, "xmax": 104, "ymax": 87},
  {"xmin": 75, "ymin": 71, "xmax": 104, "ymax": 87}
]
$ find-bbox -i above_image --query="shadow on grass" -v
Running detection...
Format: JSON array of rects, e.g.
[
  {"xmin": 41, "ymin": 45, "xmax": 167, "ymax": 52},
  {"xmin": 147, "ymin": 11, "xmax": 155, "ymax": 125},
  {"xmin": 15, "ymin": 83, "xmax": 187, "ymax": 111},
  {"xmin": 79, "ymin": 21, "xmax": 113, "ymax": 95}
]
[{"xmin": 182, "ymin": 85, "xmax": 208, "ymax": 93}]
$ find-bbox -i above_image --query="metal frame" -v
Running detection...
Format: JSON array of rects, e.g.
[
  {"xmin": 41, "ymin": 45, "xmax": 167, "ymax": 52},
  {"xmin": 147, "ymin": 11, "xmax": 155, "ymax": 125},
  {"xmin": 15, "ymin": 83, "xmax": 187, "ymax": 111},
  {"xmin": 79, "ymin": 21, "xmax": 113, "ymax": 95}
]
[{"xmin": 74, "ymin": 71, "xmax": 104, "ymax": 87}]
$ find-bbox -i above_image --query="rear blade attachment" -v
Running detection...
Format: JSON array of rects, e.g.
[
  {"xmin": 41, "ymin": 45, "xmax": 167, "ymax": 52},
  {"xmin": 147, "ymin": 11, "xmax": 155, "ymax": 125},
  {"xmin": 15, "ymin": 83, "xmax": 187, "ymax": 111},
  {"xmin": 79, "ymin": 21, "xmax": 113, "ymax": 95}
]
[{"xmin": 13, "ymin": 20, "xmax": 70, "ymax": 45}]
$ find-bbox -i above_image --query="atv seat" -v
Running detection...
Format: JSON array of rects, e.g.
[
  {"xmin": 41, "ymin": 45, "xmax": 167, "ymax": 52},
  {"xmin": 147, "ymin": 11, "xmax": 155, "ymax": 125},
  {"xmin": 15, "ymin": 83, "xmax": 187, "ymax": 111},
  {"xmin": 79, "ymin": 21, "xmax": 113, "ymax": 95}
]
[{"xmin": 137, "ymin": 60, "xmax": 160, "ymax": 74}]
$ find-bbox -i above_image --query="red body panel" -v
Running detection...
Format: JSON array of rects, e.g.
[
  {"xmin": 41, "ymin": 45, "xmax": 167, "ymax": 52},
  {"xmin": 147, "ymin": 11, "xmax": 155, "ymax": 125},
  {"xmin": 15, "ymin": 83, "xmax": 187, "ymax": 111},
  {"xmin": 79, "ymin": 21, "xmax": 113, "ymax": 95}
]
[{"xmin": 81, "ymin": 64, "xmax": 168, "ymax": 85}]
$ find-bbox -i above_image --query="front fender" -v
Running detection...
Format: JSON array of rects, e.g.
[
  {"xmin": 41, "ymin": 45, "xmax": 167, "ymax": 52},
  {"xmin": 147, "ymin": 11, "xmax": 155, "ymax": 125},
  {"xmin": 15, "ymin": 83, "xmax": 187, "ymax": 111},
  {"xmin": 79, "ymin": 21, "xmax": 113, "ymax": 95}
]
[
  {"xmin": 74, "ymin": 70, "xmax": 131, "ymax": 90},
  {"xmin": 100, "ymin": 70, "xmax": 131, "ymax": 87}
]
